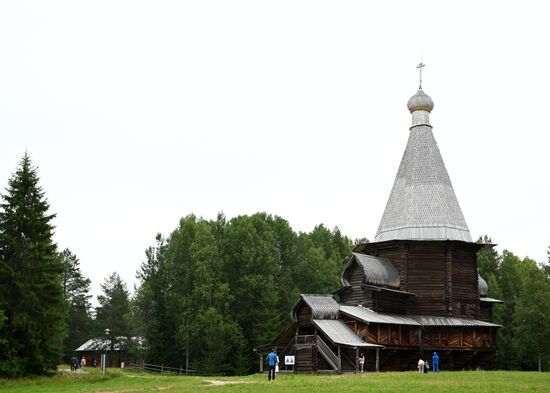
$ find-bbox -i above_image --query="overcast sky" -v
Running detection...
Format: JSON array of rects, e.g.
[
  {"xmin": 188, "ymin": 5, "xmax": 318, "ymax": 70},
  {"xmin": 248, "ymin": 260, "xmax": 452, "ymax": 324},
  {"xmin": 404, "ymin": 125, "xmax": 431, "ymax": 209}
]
[{"xmin": 1, "ymin": 1, "xmax": 549, "ymax": 303}]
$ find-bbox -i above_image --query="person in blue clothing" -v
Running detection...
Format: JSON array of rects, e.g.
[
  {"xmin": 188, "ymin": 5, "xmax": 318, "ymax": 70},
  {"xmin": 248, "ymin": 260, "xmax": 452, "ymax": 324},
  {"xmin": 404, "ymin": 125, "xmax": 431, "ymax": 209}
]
[
  {"xmin": 432, "ymin": 352, "xmax": 440, "ymax": 372},
  {"xmin": 267, "ymin": 348, "xmax": 278, "ymax": 381}
]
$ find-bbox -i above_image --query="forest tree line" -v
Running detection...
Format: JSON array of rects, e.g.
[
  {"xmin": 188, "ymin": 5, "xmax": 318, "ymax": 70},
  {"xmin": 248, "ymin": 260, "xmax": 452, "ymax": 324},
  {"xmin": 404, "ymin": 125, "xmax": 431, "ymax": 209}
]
[{"xmin": 0, "ymin": 155, "xmax": 549, "ymax": 377}]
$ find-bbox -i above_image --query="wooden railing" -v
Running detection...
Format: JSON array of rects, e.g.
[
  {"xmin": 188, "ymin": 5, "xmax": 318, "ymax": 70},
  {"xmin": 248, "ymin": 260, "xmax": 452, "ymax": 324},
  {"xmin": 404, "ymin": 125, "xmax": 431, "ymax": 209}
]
[
  {"xmin": 295, "ymin": 335, "xmax": 316, "ymax": 345},
  {"xmin": 278, "ymin": 337, "xmax": 296, "ymax": 360},
  {"xmin": 130, "ymin": 363, "xmax": 223, "ymax": 376}
]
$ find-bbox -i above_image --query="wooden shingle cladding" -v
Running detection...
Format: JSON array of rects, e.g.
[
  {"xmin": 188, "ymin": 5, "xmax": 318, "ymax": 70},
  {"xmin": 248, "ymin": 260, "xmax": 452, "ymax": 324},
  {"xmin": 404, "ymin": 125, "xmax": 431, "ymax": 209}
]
[{"xmin": 291, "ymin": 294, "xmax": 340, "ymax": 324}]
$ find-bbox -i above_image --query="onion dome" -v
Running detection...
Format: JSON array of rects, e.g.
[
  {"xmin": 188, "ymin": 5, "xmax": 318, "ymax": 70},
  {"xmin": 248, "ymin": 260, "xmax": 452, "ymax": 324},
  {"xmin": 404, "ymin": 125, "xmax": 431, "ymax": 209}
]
[
  {"xmin": 478, "ymin": 275, "xmax": 488, "ymax": 297},
  {"xmin": 407, "ymin": 89, "xmax": 434, "ymax": 113}
]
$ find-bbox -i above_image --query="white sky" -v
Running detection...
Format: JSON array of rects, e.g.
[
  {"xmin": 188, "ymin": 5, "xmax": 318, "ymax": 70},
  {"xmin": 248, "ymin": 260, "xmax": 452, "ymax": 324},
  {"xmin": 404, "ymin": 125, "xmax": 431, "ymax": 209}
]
[{"xmin": 1, "ymin": 1, "xmax": 549, "ymax": 303}]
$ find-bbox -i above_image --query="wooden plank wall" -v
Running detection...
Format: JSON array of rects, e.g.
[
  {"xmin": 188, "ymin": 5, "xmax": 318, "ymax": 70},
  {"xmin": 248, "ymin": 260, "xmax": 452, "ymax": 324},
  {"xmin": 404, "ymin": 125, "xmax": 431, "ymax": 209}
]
[
  {"xmin": 373, "ymin": 291, "xmax": 408, "ymax": 314},
  {"xmin": 451, "ymin": 245, "xmax": 479, "ymax": 318}
]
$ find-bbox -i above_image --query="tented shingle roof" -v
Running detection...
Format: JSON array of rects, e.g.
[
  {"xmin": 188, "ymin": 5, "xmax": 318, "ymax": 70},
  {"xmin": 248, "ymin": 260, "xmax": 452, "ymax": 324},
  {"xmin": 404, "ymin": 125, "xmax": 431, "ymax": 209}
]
[{"xmin": 374, "ymin": 124, "xmax": 472, "ymax": 243}]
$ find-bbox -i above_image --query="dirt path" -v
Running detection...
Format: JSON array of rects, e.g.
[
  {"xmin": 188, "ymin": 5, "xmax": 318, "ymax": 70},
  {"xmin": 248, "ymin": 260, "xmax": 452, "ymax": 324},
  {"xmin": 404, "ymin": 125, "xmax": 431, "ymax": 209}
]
[{"xmin": 203, "ymin": 380, "xmax": 253, "ymax": 387}]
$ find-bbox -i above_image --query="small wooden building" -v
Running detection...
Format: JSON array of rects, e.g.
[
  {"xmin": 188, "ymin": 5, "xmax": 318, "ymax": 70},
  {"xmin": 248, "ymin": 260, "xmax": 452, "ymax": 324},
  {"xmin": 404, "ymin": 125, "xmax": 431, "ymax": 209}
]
[
  {"xmin": 74, "ymin": 336, "xmax": 144, "ymax": 368},
  {"xmin": 258, "ymin": 84, "xmax": 502, "ymax": 372}
]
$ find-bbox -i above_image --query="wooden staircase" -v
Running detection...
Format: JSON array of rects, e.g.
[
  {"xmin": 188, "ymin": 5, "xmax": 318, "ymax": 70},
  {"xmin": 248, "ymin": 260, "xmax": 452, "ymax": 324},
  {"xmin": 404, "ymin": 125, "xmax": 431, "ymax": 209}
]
[
  {"xmin": 293, "ymin": 335, "xmax": 341, "ymax": 372},
  {"xmin": 315, "ymin": 336, "xmax": 340, "ymax": 371}
]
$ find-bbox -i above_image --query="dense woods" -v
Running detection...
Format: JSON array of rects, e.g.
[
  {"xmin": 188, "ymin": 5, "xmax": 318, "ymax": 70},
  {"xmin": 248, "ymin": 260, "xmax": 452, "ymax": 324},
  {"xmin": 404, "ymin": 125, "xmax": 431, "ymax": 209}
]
[
  {"xmin": 0, "ymin": 154, "xmax": 549, "ymax": 376},
  {"xmin": 477, "ymin": 237, "xmax": 550, "ymax": 371},
  {"xmin": 133, "ymin": 214, "xmax": 352, "ymax": 374}
]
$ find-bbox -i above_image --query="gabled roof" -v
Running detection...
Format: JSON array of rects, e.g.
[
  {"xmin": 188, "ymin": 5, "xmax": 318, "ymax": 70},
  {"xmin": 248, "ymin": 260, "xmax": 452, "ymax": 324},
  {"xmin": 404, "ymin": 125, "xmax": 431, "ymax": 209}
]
[
  {"xmin": 342, "ymin": 253, "xmax": 400, "ymax": 289},
  {"xmin": 75, "ymin": 336, "xmax": 144, "ymax": 352},
  {"xmin": 312, "ymin": 319, "xmax": 382, "ymax": 348},
  {"xmin": 374, "ymin": 124, "xmax": 472, "ymax": 243},
  {"xmin": 290, "ymin": 294, "xmax": 340, "ymax": 322}
]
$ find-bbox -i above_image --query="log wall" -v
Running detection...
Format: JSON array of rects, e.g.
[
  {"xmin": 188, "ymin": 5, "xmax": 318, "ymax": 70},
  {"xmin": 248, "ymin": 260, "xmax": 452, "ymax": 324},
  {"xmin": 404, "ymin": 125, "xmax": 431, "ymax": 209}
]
[
  {"xmin": 364, "ymin": 240, "xmax": 483, "ymax": 318},
  {"xmin": 296, "ymin": 303, "xmax": 312, "ymax": 325},
  {"xmin": 479, "ymin": 303, "xmax": 493, "ymax": 322},
  {"xmin": 451, "ymin": 245, "xmax": 479, "ymax": 318}
]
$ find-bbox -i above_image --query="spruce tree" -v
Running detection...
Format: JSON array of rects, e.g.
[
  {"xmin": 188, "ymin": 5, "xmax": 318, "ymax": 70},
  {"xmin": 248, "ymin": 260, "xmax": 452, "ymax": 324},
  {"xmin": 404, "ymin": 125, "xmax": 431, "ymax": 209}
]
[
  {"xmin": 95, "ymin": 272, "xmax": 133, "ymax": 365},
  {"xmin": 0, "ymin": 153, "xmax": 66, "ymax": 377},
  {"xmin": 60, "ymin": 248, "xmax": 93, "ymax": 359}
]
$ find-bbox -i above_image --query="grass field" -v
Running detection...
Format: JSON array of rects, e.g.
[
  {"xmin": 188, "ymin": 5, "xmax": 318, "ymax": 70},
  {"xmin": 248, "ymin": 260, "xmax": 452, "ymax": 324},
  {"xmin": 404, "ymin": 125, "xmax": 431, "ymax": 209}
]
[{"xmin": 0, "ymin": 368, "xmax": 548, "ymax": 393}]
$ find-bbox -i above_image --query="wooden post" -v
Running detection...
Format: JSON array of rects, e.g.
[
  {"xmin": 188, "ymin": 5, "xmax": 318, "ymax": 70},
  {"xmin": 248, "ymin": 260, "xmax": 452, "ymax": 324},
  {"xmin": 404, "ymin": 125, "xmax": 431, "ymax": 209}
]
[
  {"xmin": 355, "ymin": 348, "xmax": 359, "ymax": 373},
  {"xmin": 375, "ymin": 348, "xmax": 380, "ymax": 372},
  {"xmin": 399, "ymin": 325, "xmax": 402, "ymax": 345},
  {"xmin": 260, "ymin": 354, "xmax": 264, "ymax": 372},
  {"xmin": 338, "ymin": 346, "xmax": 342, "ymax": 373}
]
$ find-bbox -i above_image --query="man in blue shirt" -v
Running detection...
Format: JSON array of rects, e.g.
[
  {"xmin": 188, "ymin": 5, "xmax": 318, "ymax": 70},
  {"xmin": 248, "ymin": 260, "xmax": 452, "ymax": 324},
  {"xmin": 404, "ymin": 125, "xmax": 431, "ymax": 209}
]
[
  {"xmin": 432, "ymin": 352, "xmax": 440, "ymax": 372},
  {"xmin": 267, "ymin": 348, "xmax": 278, "ymax": 381}
]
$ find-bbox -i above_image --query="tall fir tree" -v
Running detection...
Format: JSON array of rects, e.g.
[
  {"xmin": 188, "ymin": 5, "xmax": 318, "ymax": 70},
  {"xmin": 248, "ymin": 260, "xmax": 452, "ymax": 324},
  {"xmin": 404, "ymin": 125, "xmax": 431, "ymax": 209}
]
[
  {"xmin": 96, "ymin": 273, "xmax": 132, "ymax": 337},
  {"xmin": 476, "ymin": 235, "xmax": 501, "ymax": 280},
  {"xmin": 0, "ymin": 154, "xmax": 66, "ymax": 377},
  {"xmin": 60, "ymin": 248, "xmax": 93, "ymax": 359}
]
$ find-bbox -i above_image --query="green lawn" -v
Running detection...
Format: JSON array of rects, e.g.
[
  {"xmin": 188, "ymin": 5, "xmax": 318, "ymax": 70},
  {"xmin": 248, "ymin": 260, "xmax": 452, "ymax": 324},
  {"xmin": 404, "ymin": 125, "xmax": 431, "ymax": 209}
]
[{"xmin": 0, "ymin": 368, "xmax": 548, "ymax": 393}]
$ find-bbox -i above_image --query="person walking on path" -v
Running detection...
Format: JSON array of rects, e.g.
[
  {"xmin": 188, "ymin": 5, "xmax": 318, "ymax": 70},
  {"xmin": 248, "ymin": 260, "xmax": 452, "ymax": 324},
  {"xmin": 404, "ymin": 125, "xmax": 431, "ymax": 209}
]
[
  {"xmin": 432, "ymin": 352, "xmax": 440, "ymax": 372},
  {"xmin": 267, "ymin": 348, "xmax": 278, "ymax": 381},
  {"xmin": 359, "ymin": 353, "xmax": 365, "ymax": 372}
]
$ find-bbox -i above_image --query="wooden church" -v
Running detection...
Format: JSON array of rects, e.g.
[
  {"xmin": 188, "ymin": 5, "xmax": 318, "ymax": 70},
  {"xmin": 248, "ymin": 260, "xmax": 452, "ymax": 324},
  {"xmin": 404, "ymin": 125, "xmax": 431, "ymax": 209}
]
[{"xmin": 258, "ymin": 74, "xmax": 502, "ymax": 372}]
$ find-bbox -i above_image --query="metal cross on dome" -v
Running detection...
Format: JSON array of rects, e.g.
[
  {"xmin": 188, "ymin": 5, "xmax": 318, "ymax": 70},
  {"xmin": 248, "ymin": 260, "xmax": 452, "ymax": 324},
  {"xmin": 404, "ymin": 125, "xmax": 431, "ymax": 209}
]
[{"xmin": 417, "ymin": 62, "xmax": 425, "ymax": 89}]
